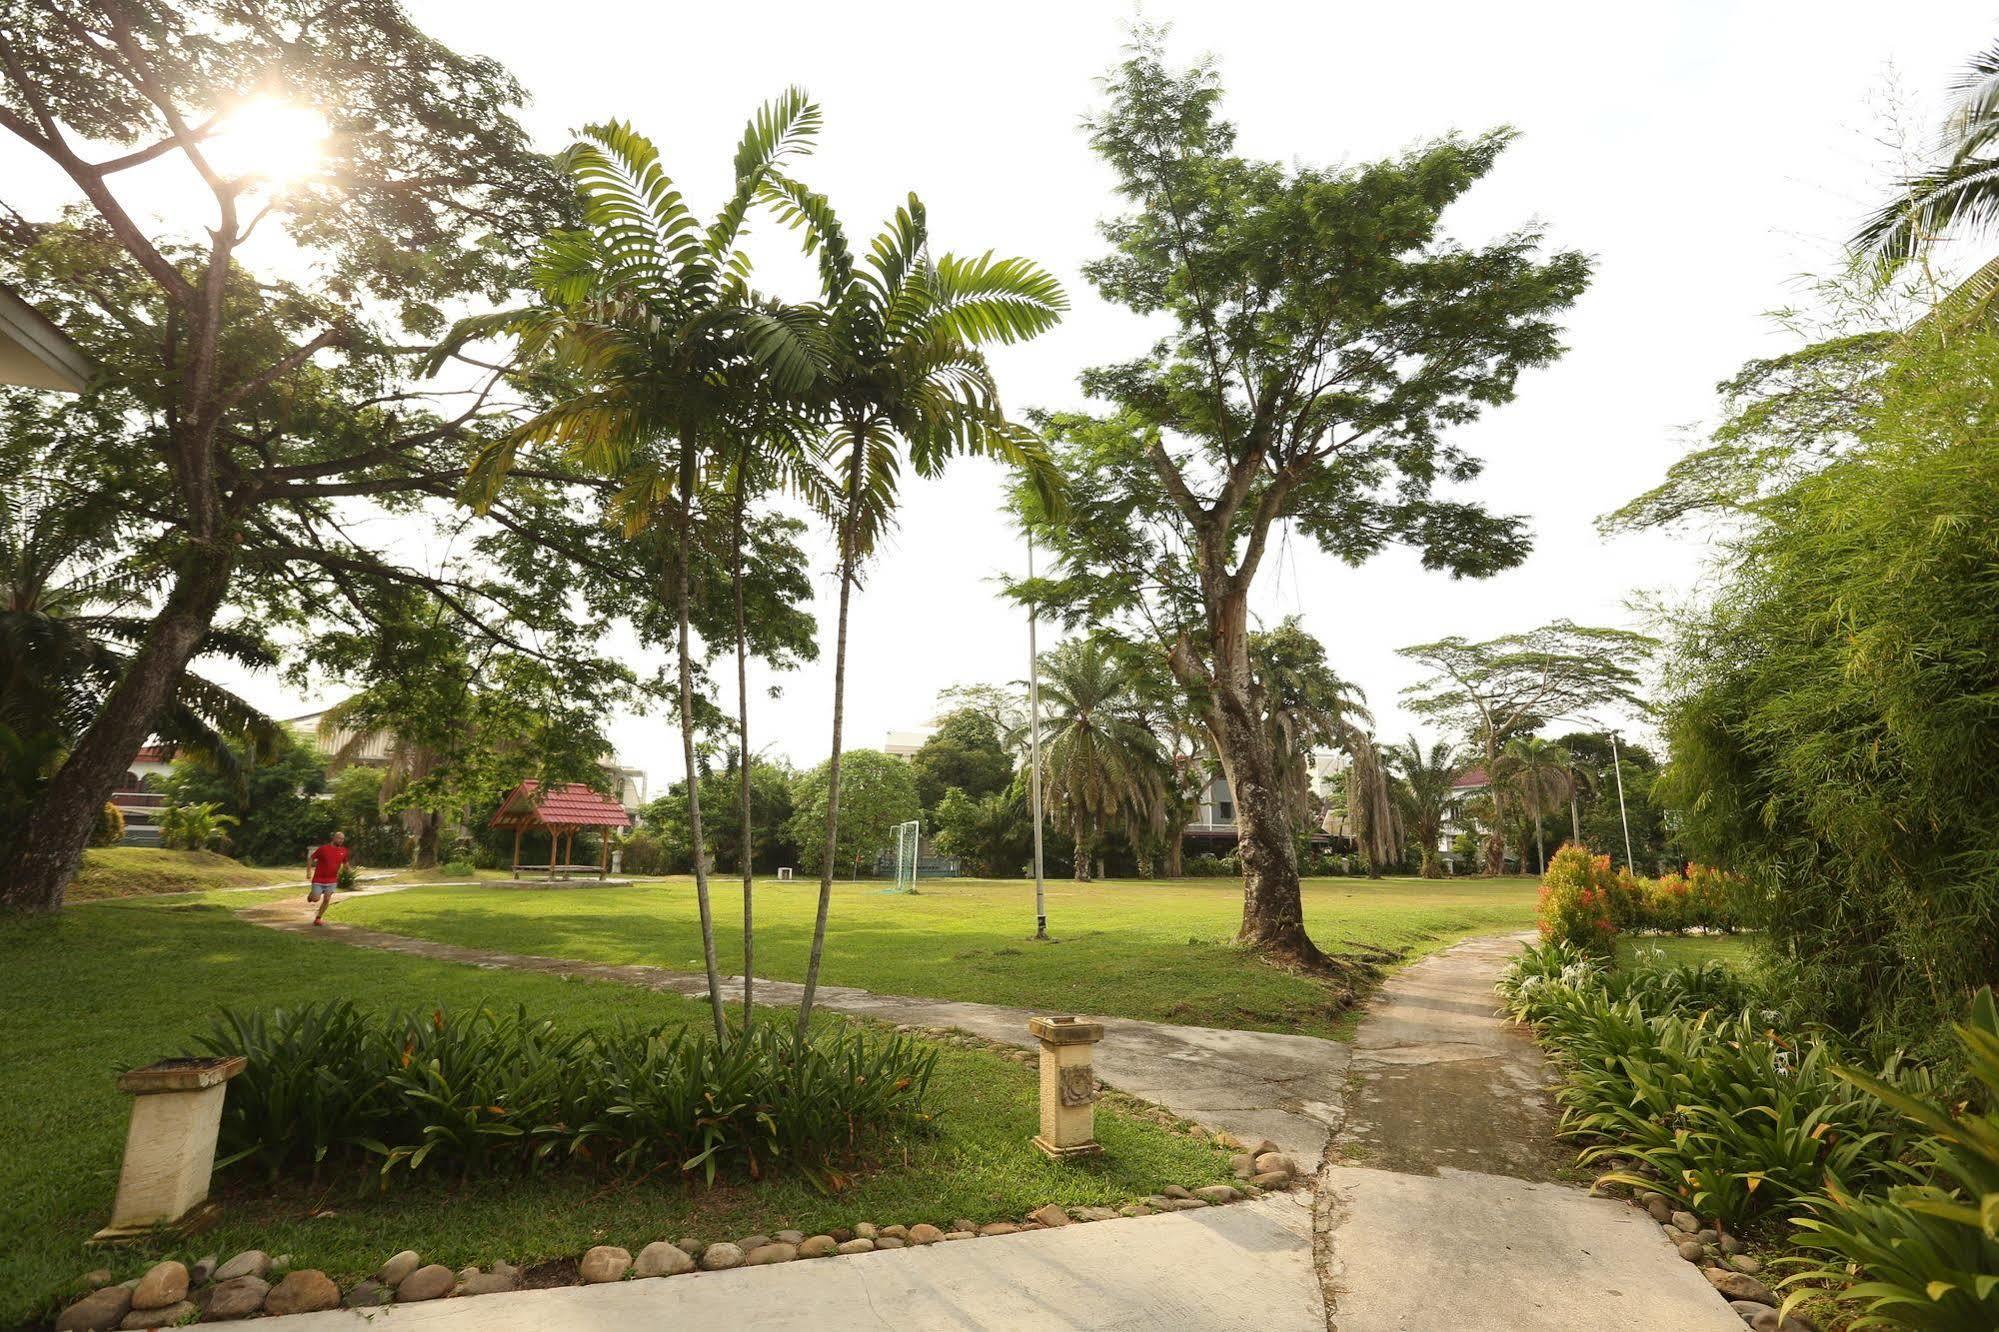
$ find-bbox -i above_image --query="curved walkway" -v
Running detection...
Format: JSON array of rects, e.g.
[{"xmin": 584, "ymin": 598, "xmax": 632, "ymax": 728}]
[
  {"xmin": 1316, "ymin": 934, "xmax": 1741, "ymax": 1330},
  {"xmin": 238, "ymin": 891, "xmax": 1349, "ymax": 1165}
]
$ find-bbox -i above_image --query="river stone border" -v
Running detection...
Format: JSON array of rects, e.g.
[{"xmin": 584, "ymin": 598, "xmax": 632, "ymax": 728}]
[{"xmin": 56, "ymin": 1171, "xmax": 1294, "ymax": 1329}]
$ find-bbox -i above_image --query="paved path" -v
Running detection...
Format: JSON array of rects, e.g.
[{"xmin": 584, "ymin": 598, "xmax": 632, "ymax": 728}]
[
  {"xmin": 1316, "ymin": 934, "xmax": 1741, "ymax": 1331},
  {"xmin": 262, "ymin": 1196, "xmax": 1322, "ymax": 1332},
  {"xmin": 238, "ymin": 892, "xmax": 1349, "ymax": 1165}
]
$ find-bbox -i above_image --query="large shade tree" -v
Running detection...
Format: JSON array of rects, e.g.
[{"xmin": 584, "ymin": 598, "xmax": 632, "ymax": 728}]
[
  {"xmin": 0, "ymin": 0, "xmax": 592, "ymax": 909},
  {"xmin": 1399, "ymin": 622, "xmax": 1653, "ymax": 875},
  {"xmin": 1013, "ymin": 29, "xmax": 1589, "ymax": 967}
]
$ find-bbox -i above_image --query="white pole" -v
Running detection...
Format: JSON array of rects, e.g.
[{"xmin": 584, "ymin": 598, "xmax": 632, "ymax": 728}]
[
  {"xmin": 1026, "ymin": 532, "xmax": 1048, "ymax": 940},
  {"xmin": 1610, "ymin": 729, "xmax": 1635, "ymax": 870}
]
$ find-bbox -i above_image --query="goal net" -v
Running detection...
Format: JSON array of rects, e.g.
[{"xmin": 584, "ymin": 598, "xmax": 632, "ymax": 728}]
[{"xmin": 890, "ymin": 819, "xmax": 921, "ymax": 894}]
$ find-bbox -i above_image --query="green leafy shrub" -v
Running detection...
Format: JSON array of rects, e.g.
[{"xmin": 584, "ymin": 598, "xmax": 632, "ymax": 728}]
[
  {"xmin": 439, "ymin": 860, "xmax": 476, "ymax": 879},
  {"xmin": 1789, "ymin": 988, "xmax": 1999, "ymax": 1331},
  {"xmin": 1499, "ymin": 942, "xmax": 1923, "ymax": 1228},
  {"xmin": 1535, "ymin": 847, "xmax": 1746, "ymax": 948},
  {"xmin": 195, "ymin": 1002, "xmax": 938, "ymax": 1187},
  {"xmin": 157, "ymin": 800, "xmax": 237, "ymax": 851},
  {"xmin": 1183, "ymin": 853, "xmax": 1232, "ymax": 877},
  {"xmin": 90, "ymin": 802, "xmax": 124, "ymax": 847}
]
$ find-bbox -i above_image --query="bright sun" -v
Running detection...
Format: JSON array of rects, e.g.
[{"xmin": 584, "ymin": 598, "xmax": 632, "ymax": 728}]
[{"xmin": 205, "ymin": 97, "xmax": 329, "ymax": 189}]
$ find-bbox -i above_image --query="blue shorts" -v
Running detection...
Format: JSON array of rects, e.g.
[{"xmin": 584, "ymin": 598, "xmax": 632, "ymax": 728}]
[{"xmin": 308, "ymin": 881, "xmax": 338, "ymax": 899}]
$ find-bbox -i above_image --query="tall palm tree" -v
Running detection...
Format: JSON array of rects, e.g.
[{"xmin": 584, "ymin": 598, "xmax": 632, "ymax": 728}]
[
  {"xmin": 1856, "ymin": 41, "xmax": 1999, "ymax": 272},
  {"xmin": 1385, "ymin": 735, "xmax": 1463, "ymax": 879},
  {"xmin": 1249, "ymin": 617, "xmax": 1372, "ymax": 826},
  {"xmin": 1550, "ymin": 743, "xmax": 1592, "ymax": 845},
  {"xmin": 1032, "ymin": 638, "xmax": 1168, "ymax": 882},
  {"xmin": 448, "ymin": 100, "xmax": 827, "ymax": 1047},
  {"xmin": 763, "ymin": 185, "xmax": 1067, "ymax": 1035},
  {"xmin": 1494, "ymin": 735, "xmax": 1569, "ymax": 875},
  {"xmin": 1344, "ymin": 734, "xmax": 1403, "ymax": 878}
]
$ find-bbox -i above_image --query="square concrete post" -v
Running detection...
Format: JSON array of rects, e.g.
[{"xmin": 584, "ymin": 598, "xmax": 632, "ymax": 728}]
[
  {"xmin": 93, "ymin": 1056, "xmax": 245, "ymax": 1242},
  {"xmin": 1029, "ymin": 1016, "xmax": 1104, "ymax": 1159}
]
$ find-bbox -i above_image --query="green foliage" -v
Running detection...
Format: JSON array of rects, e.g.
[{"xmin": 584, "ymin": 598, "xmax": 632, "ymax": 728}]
[
  {"xmin": 910, "ymin": 710, "xmax": 1015, "ymax": 816},
  {"xmin": 1536, "ymin": 846, "xmax": 1619, "ymax": 954},
  {"xmin": 786, "ymin": 751, "xmax": 919, "ymax": 877},
  {"xmin": 156, "ymin": 801, "xmax": 237, "ymax": 853},
  {"xmin": 1535, "ymin": 847, "xmax": 1747, "ymax": 953},
  {"xmin": 194, "ymin": 1002, "xmax": 937, "ymax": 1187},
  {"xmin": 326, "ymin": 767, "xmax": 404, "ymax": 866},
  {"xmin": 1658, "ymin": 325, "xmax": 1999, "ymax": 1058},
  {"xmin": 639, "ymin": 760, "xmax": 799, "ymax": 875},
  {"xmin": 1499, "ymin": 942, "xmax": 1926, "ymax": 1230},
  {"xmin": 89, "ymin": 803, "xmax": 123, "ymax": 848},
  {"xmin": 1791, "ymin": 989, "xmax": 1999, "ymax": 1331},
  {"xmin": 439, "ymin": 861, "xmax": 476, "ymax": 880},
  {"xmin": 1033, "ymin": 639, "xmax": 1170, "ymax": 880},
  {"xmin": 163, "ymin": 733, "xmax": 333, "ymax": 865},
  {"xmin": 932, "ymin": 787, "xmax": 1030, "ymax": 878}
]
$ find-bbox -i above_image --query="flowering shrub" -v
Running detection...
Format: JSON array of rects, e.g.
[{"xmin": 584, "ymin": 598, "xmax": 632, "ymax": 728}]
[
  {"xmin": 1538, "ymin": 846, "xmax": 1619, "ymax": 954},
  {"xmin": 1536, "ymin": 846, "xmax": 1749, "ymax": 947}
]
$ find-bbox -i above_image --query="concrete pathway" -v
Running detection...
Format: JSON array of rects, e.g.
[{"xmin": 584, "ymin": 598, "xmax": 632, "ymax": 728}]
[
  {"xmin": 238, "ymin": 894, "xmax": 1350, "ymax": 1165},
  {"xmin": 1316, "ymin": 934, "xmax": 1741, "ymax": 1331},
  {"xmin": 262, "ymin": 1195, "xmax": 1322, "ymax": 1332}
]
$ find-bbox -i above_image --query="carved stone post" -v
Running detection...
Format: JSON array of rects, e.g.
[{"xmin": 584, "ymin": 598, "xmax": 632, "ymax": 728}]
[
  {"xmin": 93, "ymin": 1056, "xmax": 246, "ymax": 1242},
  {"xmin": 1029, "ymin": 1016, "xmax": 1104, "ymax": 1159}
]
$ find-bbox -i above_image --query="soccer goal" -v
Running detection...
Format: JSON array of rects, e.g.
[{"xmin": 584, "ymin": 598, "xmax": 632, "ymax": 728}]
[
  {"xmin": 776, "ymin": 866, "xmax": 793, "ymax": 882},
  {"xmin": 890, "ymin": 819, "xmax": 922, "ymax": 894}
]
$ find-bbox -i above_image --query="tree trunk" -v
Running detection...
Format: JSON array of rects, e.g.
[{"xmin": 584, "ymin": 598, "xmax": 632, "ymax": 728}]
[
  {"xmin": 796, "ymin": 559, "xmax": 855, "ymax": 1039},
  {"xmin": 1210, "ymin": 676, "xmax": 1328, "ymax": 968},
  {"xmin": 1073, "ymin": 822, "xmax": 1093, "ymax": 882},
  {"xmin": 732, "ymin": 495, "xmax": 755, "ymax": 1030},
  {"xmin": 1483, "ymin": 738, "xmax": 1507, "ymax": 877},
  {"xmin": 1534, "ymin": 816, "xmax": 1546, "ymax": 876},
  {"xmin": 414, "ymin": 812, "xmax": 441, "ymax": 869},
  {"xmin": 0, "ymin": 551, "xmax": 234, "ymax": 911},
  {"xmin": 673, "ymin": 464, "xmax": 728, "ymax": 1049},
  {"xmin": 1164, "ymin": 834, "xmax": 1183, "ymax": 878},
  {"xmin": 1569, "ymin": 792, "xmax": 1580, "ymax": 847}
]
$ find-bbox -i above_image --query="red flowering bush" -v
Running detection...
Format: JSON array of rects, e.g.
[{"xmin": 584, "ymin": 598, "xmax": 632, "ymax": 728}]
[{"xmin": 1537, "ymin": 845, "xmax": 1619, "ymax": 954}]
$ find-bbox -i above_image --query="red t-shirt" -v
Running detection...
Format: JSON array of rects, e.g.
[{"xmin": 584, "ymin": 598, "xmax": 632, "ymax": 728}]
[{"xmin": 309, "ymin": 844, "xmax": 350, "ymax": 885}]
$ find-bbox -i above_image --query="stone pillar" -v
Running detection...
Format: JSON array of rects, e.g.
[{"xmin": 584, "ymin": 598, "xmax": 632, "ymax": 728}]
[
  {"xmin": 93, "ymin": 1056, "xmax": 246, "ymax": 1242},
  {"xmin": 1029, "ymin": 1016, "xmax": 1104, "ymax": 1159}
]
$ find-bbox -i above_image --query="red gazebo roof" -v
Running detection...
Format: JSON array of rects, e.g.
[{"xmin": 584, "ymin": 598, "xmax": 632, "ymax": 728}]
[{"xmin": 490, "ymin": 780, "xmax": 633, "ymax": 831}]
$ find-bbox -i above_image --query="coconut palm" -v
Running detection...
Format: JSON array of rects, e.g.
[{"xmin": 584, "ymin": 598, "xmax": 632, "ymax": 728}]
[
  {"xmin": 1031, "ymin": 638, "xmax": 1168, "ymax": 881},
  {"xmin": 1856, "ymin": 41, "xmax": 1999, "ymax": 272},
  {"xmin": 1250, "ymin": 618, "xmax": 1372, "ymax": 824},
  {"xmin": 446, "ymin": 99, "xmax": 828, "ymax": 1047},
  {"xmin": 1494, "ymin": 735, "xmax": 1570, "ymax": 875},
  {"xmin": 762, "ymin": 185, "xmax": 1066, "ymax": 1033},
  {"xmin": 1344, "ymin": 734, "xmax": 1404, "ymax": 878},
  {"xmin": 1385, "ymin": 735, "xmax": 1464, "ymax": 878}
]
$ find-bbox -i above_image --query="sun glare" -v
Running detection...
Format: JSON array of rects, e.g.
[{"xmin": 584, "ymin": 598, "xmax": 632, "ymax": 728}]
[{"xmin": 205, "ymin": 97, "xmax": 330, "ymax": 189}]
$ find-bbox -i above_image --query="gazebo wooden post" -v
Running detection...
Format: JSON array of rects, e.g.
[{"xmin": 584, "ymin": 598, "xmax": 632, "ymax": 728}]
[
  {"xmin": 599, "ymin": 831, "xmax": 610, "ymax": 880},
  {"xmin": 511, "ymin": 824, "xmax": 523, "ymax": 878},
  {"xmin": 548, "ymin": 827, "xmax": 560, "ymax": 881}
]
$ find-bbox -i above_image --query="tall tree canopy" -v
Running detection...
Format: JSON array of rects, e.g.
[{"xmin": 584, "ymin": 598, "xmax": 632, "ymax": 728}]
[
  {"xmin": 1399, "ymin": 621, "xmax": 1652, "ymax": 875},
  {"xmin": 1013, "ymin": 28, "xmax": 1589, "ymax": 966},
  {"xmin": 0, "ymin": 0, "xmax": 627, "ymax": 908}
]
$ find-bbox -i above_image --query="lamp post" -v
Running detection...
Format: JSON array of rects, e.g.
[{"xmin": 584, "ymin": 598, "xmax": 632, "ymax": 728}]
[
  {"xmin": 1608, "ymin": 729, "xmax": 1635, "ymax": 870},
  {"xmin": 1026, "ymin": 533, "xmax": 1048, "ymax": 940}
]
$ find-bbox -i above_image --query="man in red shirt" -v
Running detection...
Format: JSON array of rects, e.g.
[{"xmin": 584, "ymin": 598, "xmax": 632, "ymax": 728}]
[{"xmin": 306, "ymin": 832, "xmax": 350, "ymax": 925}]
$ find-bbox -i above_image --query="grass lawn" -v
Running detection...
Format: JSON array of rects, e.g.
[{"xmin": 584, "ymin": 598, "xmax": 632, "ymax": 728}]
[
  {"xmin": 329, "ymin": 874, "xmax": 1542, "ymax": 1038},
  {"xmin": 66, "ymin": 848, "xmax": 296, "ymax": 899},
  {"xmin": 1615, "ymin": 933, "xmax": 1758, "ymax": 971},
  {"xmin": 0, "ymin": 898, "xmax": 1231, "ymax": 1327}
]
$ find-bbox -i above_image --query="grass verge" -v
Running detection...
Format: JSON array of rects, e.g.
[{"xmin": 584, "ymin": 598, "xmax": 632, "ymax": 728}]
[
  {"xmin": 67, "ymin": 848, "xmax": 294, "ymax": 900},
  {"xmin": 0, "ymin": 898, "xmax": 1230, "ymax": 1326}
]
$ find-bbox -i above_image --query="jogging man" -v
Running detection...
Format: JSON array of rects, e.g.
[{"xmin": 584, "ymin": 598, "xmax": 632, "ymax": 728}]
[{"xmin": 306, "ymin": 831, "xmax": 349, "ymax": 925}]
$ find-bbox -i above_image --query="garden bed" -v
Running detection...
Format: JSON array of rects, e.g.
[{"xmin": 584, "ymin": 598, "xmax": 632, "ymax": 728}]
[{"xmin": 0, "ymin": 899, "xmax": 1233, "ymax": 1327}]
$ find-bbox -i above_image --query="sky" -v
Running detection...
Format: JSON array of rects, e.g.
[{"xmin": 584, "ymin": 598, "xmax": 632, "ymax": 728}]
[{"xmin": 9, "ymin": 1, "xmax": 1995, "ymax": 792}]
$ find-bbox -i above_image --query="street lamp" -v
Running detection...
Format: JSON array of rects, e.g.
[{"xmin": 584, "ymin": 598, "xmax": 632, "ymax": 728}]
[{"xmin": 1025, "ymin": 533, "xmax": 1048, "ymax": 940}]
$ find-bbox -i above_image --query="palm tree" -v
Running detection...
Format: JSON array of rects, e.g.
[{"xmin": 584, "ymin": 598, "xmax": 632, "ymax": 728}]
[
  {"xmin": 764, "ymin": 186, "xmax": 1067, "ymax": 1034},
  {"xmin": 1494, "ymin": 735, "xmax": 1570, "ymax": 875},
  {"xmin": 448, "ymin": 100, "xmax": 828, "ymax": 1047},
  {"xmin": 1856, "ymin": 41, "xmax": 1999, "ymax": 272},
  {"xmin": 1385, "ymin": 735, "xmax": 1463, "ymax": 878},
  {"xmin": 1250, "ymin": 617, "xmax": 1372, "ymax": 825},
  {"xmin": 1550, "ymin": 744, "xmax": 1593, "ymax": 845},
  {"xmin": 1032, "ymin": 638, "xmax": 1168, "ymax": 881},
  {"xmin": 1344, "ymin": 734, "xmax": 1404, "ymax": 878}
]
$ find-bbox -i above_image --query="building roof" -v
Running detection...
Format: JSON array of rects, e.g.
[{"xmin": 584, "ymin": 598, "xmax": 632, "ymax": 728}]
[
  {"xmin": 1453, "ymin": 768, "xmax": 1490, "ymax": 790},
  {"xmin": 490, "ymin": 780, "xmax": 633, "ymax": 830},
  {"xmin": 0, "ymin": 285, "xmax": 91, "ymax": 392}
]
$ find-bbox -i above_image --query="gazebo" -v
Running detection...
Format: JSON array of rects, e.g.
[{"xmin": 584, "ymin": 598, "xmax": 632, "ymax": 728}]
[{"xmin": 490, "ymin": 780, "xmax": 633, "ymax": 880}]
